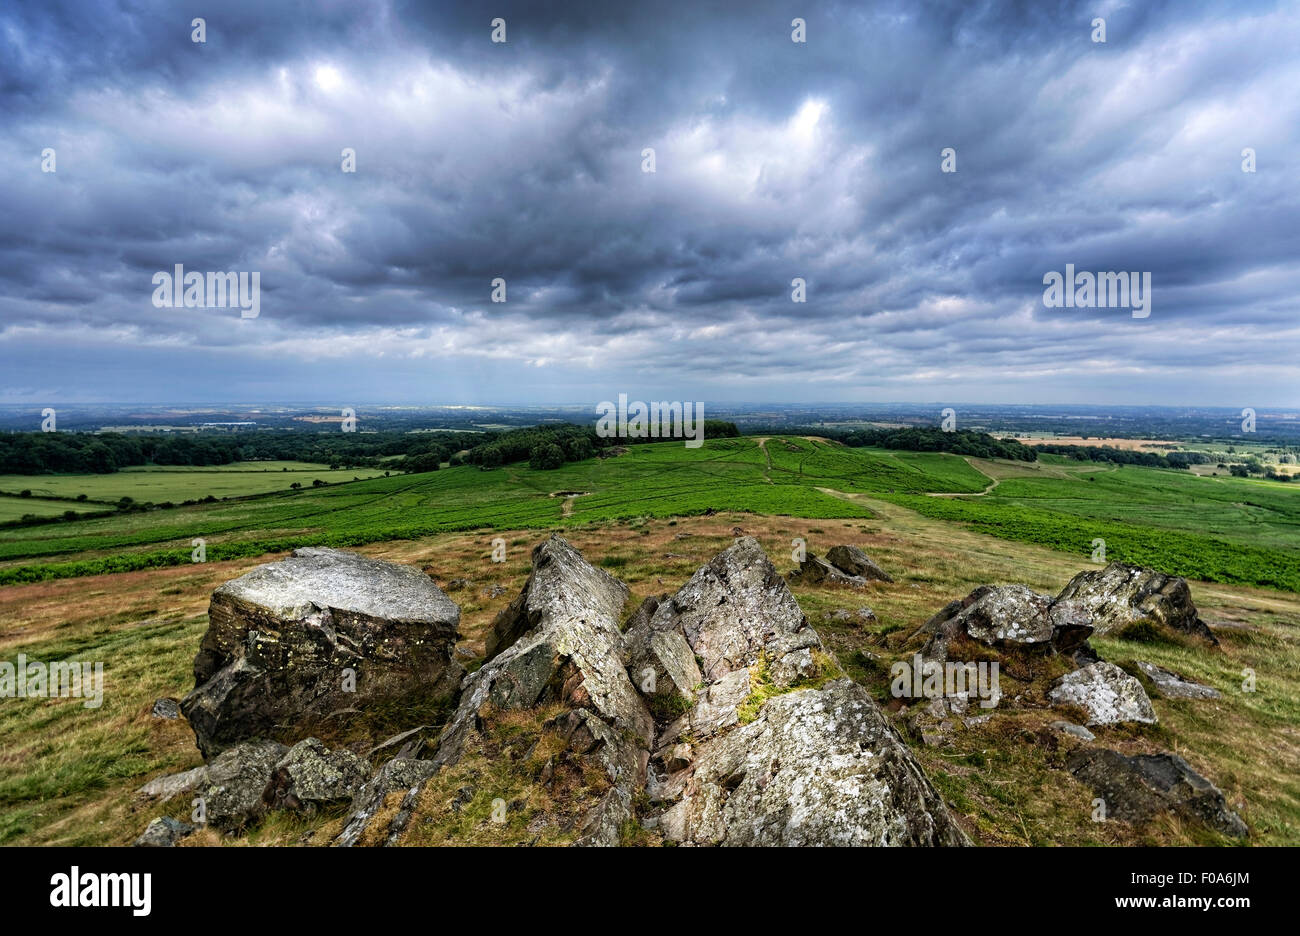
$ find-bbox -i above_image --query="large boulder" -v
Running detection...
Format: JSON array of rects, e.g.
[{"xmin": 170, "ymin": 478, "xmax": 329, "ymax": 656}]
[
  {"xmin": 1067, "ymin": 748, "xmax": 1247, "ymax": 838},
  {"xmin": 654, "ymin": 678, "xmax": 969, "ymax": 846},
  {"xmin": 920, "ymin": 584, "xmax": 1093, "ymax": 662},
  {"xmin": 641, "ymin": 538, "xmax": 969, "ymax": 846},
  {"xmin": 825, "ymin": 545, "xmax": 894, "ymax": 583},
  {"xmin": 788, "ymin": 554, "xmax": 874, "ymax": 588},
  {"xmin": 1054, "ymin": 562, "xmax": 1216, "ymax": 643},
  {"xmin": 1048, "ymin": 662, "xmax": 1157, "ymax": 726},
  {"xmin": 181, "ymin": 547, "xmax": 464, "ymax": 758}
]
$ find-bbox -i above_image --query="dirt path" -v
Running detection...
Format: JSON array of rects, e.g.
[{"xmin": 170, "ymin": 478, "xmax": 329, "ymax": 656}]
[
  {"xmin": 754, "ymin": 437, "xmax": 773, "ymax": 483},
  {"xmin": 926, "ymin": 457, "xmax": 1001, "ymax": 497}
]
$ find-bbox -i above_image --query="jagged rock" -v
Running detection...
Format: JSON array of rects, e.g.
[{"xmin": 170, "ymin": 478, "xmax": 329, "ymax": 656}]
[
  {"xmin": 429, "ymin": 536, "xmax": 653, "ymax": 846},
  {"xmin": 920, "ymin": 585, "xmax": 1093, "ymax": 661},
  {"xmin": 1050, "ymin": 720, "xmax": 1097, "ymax": 741},
  {"xmin": 653, "ymin": 679, "xmax": 970, "ymax": 846},
  {"xmin": 825, "ymin": 545, "xmax": 894, "ymax": 583},
  {"xmin": 1136, "ymin": 662, "xmax": 1221, "ymax": 699},
  {"xmin": 180, "ymin": 547, "xmax": 463, "ymax": 758},
  {"xmin": 151, "ymin": 698, "xmax": 181, "ymax": 719},
  {"xmin": 1048, "ymin": 662, "xmax": 1157, "ymax": 726},
  {"xmin": 335, "ymin": 756, "xmax": 439, "ymax": 847},
  {"xmin": 133, "ymin": 816, "xmax": 197, "ymax": 847},
  {"xmin": 137, "ymin": 765, "xmax": 207, "ymax": 802},
  {"xmin": 1055, "ymin": 562, "xmax": 1217, "ymax": 643},
  {"xmin": 650, "ymin": 537, "xmax": 822, "ymax": 688},
  {"xmin": 643, "ymin": 539, "xmax": 966, "ymax": 846},
  {"xmin": 194, "ymin": 739, "xmax": 287, "ymax": 831},
  {"xmin": 263, "ymin": 738, "xmax": 370, "ymax": 813},
  {"xmin": 1067, "ymin": 748, "xmax": 1247, "ymax": 838},
  {"xmin": 788, "ymin": 554, "xmax": 873, "ymax": 588}
]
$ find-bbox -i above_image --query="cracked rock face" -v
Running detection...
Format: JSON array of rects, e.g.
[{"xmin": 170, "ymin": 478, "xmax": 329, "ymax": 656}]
[
  {"xmin": 194, "ymin": 739, "xmax": 287, "ymax": 831},
  {"xmin": 825, "ymin": 545, "xmax": 894, "ymax": 583},
  {"xmin": 428, "ymin": 535, "xmax": 653, "ymax": 847},
  {"xmin": 180, "ymin": 547, "xmax": 463, "ymax": 759},
  {"xmin": 653, "ymin": 679, "xmax": 970, "ymax": 846},
  {"xmin": 263, "ymin": 738, "xmax": 370, "ymax": 814},
  {"xmin": 1067, "ymin": 748, "xmax": 1247, "ymax": 838},
  {"xmin": 921, "ymin": 584, "xmax": 1093, "ymax": 661},
  {"xmin": 1049, "ymin": 662, "xmax": 1157, "ymax": 726},
  {"xmin": 1055, "ymin": 562, "xmax": 1216, "ymax": 642},
  {"xmin": 642, "ymin": 538, "xmax": 968, "ymax": 847}
]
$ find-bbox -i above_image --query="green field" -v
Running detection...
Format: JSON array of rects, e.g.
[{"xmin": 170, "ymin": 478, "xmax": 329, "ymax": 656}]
[
  {"xmin": 0, "ymin": 496, "xmax": 104, "ymax": 522},
  {"xmin": 0, "ymin": 461, "xmax": 390, "ymax": 504},
  {"xmin": 0, "ymin": 438, "xmax": 1298, "ymax": 591}
]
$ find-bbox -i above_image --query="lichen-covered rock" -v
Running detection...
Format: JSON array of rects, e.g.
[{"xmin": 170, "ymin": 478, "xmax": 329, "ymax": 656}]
[
  {"xmin": 653, "ymin": 679, "xmax": 970, "ymax": 846},
  {"xmin": 1136, "ymin": 662, "xmax": 1221, "ymax": 700},
  {"xmin": 1067, "ymin": 748, "xmax": 1247, "ymax": 838},
  {"xmin": 429, "ymin": 535, "xmax": 653, "ymax": 846},
  {"xmin": 194, "ymin": 739, "xmax": 287, "ymax": 831},
  {"xmin": 920, "ymin": 584, "xmax": 1093, "ymax": 661},
  {"xmin": 652, "ymin": 537, "xmax": 822, "ymax": 686},
  {"xmin": 788, "ymin": 554, "xmax": 874, "ymax": 588},
  {"xmin": 1048, "ymin": 662, "xmax": 1157, "ymax": 726},
  {"xmin": 644, "ymin": 539, "xmax": 966, "ymax": 847},
  {"xmin": 133, "ymin": 816, "xmax": 197, "ymax": 847},
  {"xmin": 1054, "ymin": 562, "xmax": 1217, "ymax": 642},
  {"xmin": 263, "ymin": 738, "xmax": 369, "ymax": 813},
  {"xmin": 181, "ymin": 547, "xmax": 463, "ymax": 758},
  {"xmin": 335, "ymin": 756, "xmax": 440, "ymax": 847},
  {"xmin": 825, "ymin": 545, "xmax": 894, "ymax": 583}
]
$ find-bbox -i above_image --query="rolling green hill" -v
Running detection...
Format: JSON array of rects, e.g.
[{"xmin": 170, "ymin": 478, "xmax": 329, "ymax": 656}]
[{"xmin": 1, "ymin": 436, "xmax": 1298, "ymax": 591}]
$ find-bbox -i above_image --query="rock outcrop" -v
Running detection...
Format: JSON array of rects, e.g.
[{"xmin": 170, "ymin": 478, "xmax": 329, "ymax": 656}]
[
  {"xmin": 180, "ymin": 547, "xmax": 464, "ymax": 758},
  {"xmin": 1048, "ymin": 662, "xmax": 1157, "ymax": 726},
  {"xmin": 1067, "ymin": 748, "xmax": 1247, "ymax": 838},
  {"xmin": 263, "ymin": 738, "xmax": 370, "ymax": 814},
  {"xmin": 1136, "ymin": 662, "xmax": 1221, "ymax": 700},
  {"xmin": 1054, "ymin": 562, "xmax": 1217, "ymax": 643},
  {"xmin": 920, "ymin": 584, "xmax": 1093, "ymax": 662},
  {"xmin": 193, "ymin": 739, "xmax": 287, "ymax": 830},
  {"xmin": 418, "ymin": 535, "xmax": 653, "ymax": 847},
  {"xmin": 789, "ymin": 544, "xmax": 893, "ymax": 588},
  {"xmin": 133, "ymin": 816, "xmax": 197, "ymax": 847},
  {"xmin": 640, "ymin": 537, "xmax": 969, "ymax": 846}
]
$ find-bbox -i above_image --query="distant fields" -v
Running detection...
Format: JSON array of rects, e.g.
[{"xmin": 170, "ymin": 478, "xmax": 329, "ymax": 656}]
[
  {"xmin": 0, "ymin": 461, "xmax": 389, "ymax": 503},
  {"xmin": 0, "ymin": 438, "xmax": 1298, "ymax": 591}
]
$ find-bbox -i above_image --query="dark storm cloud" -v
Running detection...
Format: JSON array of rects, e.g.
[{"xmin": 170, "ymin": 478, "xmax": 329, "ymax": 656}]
[{"xmin": 1, "ymin": 0, "xmax": 1297, "ymax": 405}]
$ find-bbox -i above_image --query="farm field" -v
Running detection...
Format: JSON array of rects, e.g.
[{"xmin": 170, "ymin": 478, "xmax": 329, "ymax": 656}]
[
  {"xmin": 0, "ymin": 438, "xmax": 1297, "ymax": 593},
  {"xmin": 0, "ymin": 461, "xmax": 389, "ymax": 503},
  {"xmin": 0, "ymin": 495, "xmax": 103, "ymax": 522}
]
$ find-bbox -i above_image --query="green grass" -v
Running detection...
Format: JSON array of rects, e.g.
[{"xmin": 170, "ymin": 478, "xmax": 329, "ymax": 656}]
[
  {"xmin": 0, "ymin": 462, "xmax": 389, "ymax": 503},
  {"xmin": 0, "ymin": 496, "xmax": 103, "ymax": 522},
  {"xmin": 1, "ymin": 438, "xmax": 1298, "ymax": 593}
]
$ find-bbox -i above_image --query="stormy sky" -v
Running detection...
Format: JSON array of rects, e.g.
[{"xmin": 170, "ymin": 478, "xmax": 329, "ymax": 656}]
[{"xmin": 2, "ymin": 0, "xmax": 1297, "ymax": 406}]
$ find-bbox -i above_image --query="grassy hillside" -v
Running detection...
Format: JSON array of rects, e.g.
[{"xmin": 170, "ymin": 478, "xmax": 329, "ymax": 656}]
[
  {"xmin": 0, "ymin": 437, "xmax": 1298, "ymax": 592},
  {"xmin": 2, "ymin": 507, "xmax": 1295, "ymax": 846}
]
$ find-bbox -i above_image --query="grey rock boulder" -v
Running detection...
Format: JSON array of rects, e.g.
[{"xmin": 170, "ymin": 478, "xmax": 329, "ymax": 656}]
[
  {"xmin": 181, "ymin": 547, "xmax": 464, "ymax": 758},
  {"xmin": 150, "ymin": 698, "xmax": 181, "ymax": 719},
  {"xmin": 1055, "ymin": 562, "xmax": 1217, "ymax": 643},
  {"xmin": 1048, "ymin": 662, "xmax": 1157, "ymax": 726},
  {"xmin": 1067, "ymin": 748, "xmax": 1247, "ymax": 838},
  {"xmin": 920, "ymin": 585, "xmax": 1093, "ymax": 662},
  {"xmin": 133, "ymin": 816, "xmax": 197, "ymax": 847},
  {"xmin": 653, "ymin": 679, "xmax": 970, "ymax": 846},
  {"xmin": 429, "ymin": 536, "xmax": 653, "ymax": 847},
  {"xmin": 263, "ymin": 738, "xmax": 370, "ymax": 813},
  {"xmin": 1136, "ymin": 662, "xmax": 1221, "ymax": 699},
  {"xmin": 788, "ymin": 554, "xmax": 874, "ymax": 588},
  {"xmin": 825, "ymin": 545, "xmax": 894, "ymax": 583},
  {"xmin": 137, "ymin": 765, "xmax": 207, "ymax": 802},
  {"xmin": 1050, "ymin": 720, "xmax": 1097, "ymax": 741},
  {"xmin": 194, "ymin": 739, "xmax": 287, "ymax": 831}
]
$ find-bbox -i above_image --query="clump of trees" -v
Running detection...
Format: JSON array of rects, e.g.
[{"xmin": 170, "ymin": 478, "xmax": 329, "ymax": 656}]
[
  {"xmin": 839, "ymin": 427, "xmax": 1039, "ymax": 461},
  {"xmin": 1034, "ymin": 444, "xmax": 1211, "ymax": 470}
]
